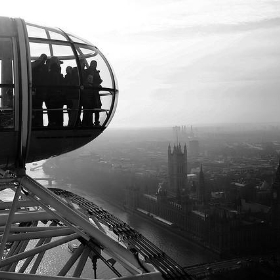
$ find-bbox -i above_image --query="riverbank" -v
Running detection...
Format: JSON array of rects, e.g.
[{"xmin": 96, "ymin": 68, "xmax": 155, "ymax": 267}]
[
  {"xmin": 41, "ymin": 161, "xmax": 219, "ymax": 265},
  {"xmin": 123, "ymin": 205, "xmax": 221, "ymax": 258},
  {"xmin": 78, "ymin": 186, "xmax": 221, "ymax": 262},
  {"xmin": 50, "ymin": 181, "xmax": 220, "ymax": 265}
]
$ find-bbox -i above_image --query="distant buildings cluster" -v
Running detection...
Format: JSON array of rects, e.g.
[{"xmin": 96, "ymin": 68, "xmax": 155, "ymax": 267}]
[{"xmin": 125, "ymin": 139, "xmax": 280, "ymax": 257}]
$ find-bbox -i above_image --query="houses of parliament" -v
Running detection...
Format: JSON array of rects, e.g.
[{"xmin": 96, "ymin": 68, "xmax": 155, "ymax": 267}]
[{"xmin": 125, "ymin": 134, "xmax": 280, "ymax": 257}]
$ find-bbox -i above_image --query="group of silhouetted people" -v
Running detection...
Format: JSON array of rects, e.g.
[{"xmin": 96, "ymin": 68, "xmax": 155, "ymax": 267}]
[{"xmin": 32, "ymin": 54, "xmax": 102, "ymax": 127}]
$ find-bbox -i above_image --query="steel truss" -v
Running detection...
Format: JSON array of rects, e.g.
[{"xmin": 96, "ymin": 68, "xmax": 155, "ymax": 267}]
[{"xmin": 0, "ymin": 171, "xmax": 191, "ymax": 280}]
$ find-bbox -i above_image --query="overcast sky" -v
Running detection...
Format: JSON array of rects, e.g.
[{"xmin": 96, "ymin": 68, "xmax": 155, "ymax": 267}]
[{"xmin": 2, "ymin": 0, "xmax": 280, "ymax": 127}]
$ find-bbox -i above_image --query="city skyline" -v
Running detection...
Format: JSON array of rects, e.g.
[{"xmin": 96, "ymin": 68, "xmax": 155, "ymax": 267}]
[{"xmin": 2, "ymin": 0, "xmax": 280, "ymax": 127}]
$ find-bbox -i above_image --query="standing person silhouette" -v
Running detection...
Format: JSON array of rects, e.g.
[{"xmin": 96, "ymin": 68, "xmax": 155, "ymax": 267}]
[
  {"xmin": 82, "ymin": 60, "xmax": 102, "ymax": 126},
  {"xmin": 71, "ymin": 57, "xmax": 88, "ymax": 125},
  {"xmin": 64, "ymin": 66, "xmax": 79, "ymax": 126},
  {"xmin": 31, "ymin": 53, "xmax": 48, "ymax": 126},
  {"xmin": 45, "ymin": 56, "xmax": 64, "ymax": 127}
]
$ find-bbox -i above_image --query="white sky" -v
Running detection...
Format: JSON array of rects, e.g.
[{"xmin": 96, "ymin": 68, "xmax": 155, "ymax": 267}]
[{"xmin": 2, "ymin": 0, "xmax": 280, "ymax": 127}]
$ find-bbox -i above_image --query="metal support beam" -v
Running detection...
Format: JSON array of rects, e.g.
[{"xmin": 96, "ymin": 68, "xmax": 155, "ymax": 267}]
[
  {"xmin": 20, "ymin": 186, "xmax": 90, "ymax": 241},
  {"xmin": 0, "ymin": 211, "xmax": 55, "ymax": 226},
  {"xmin": 0, "ymin": 271, "xmax": 163, "ymax": 280},
  {"xmin": 73, "ymin": 246, "xmax": 91, "ymax": 277},
  {"xmin": 18, "ymin": 238, "xmax": 46, "ymax": 273},
  {"xmin": 0, "ymin": 226, "xmax": 69, "ymax": 233},
  {"xmin": 0, "ymin": 186, "xmax": 21, "ymax": 258},
  {"xmin": 0, "ymin": 200, "xmax": 41, "ymax": 210},
  {"xmin": 0, "ymin": 227, "xmax": 74, "ymax": 242},
  {"xmin": 0, "ymin": 271, "xmax": 99, "ymax": 280},
  {"xmin": 0, "ymin": 179, "xmax": 16, "ymax": 184},
  {"xmin": 20, "ymin": 175, "xmax": 147, "ymax": 275},
  {"xmin": 29, "ymin": 237, "xmax": 52, "ymax": 274},
  {"xmin": 89, "ymin": 216, "xmax": 106, "ymax": 234},
  {"xmin": 1, "ymin": 241, "xmax": 21, "ymax": 272},
  {"xmin": 57, "ymin": 244, "xmax": 85, "ymax": 276},
  {"xmin": 78, "ymin": 238, "xmax": 122, "ymax": 278},
  {"xmin": 2, "ymin": 239, "xmax": 29, "ymax": 272},
  {"xmin": 0, "ymin": 233, "xmax": 79, "ymax": 268}
]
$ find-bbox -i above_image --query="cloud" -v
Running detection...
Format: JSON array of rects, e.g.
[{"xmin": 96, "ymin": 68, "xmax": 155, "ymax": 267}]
[
  {"xmin": 3, "ymin": 0, "xmax": 280, "ymax": 127},
  {"xmin": 139, "ymin": 25, "xmax": 280, "ymax": 126}
]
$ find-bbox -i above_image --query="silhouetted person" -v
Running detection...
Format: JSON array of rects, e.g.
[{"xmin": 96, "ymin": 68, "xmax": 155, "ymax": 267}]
[
  {"xmin": 64, "ymin": 66, "xmax": 79, "ymax": 126},
  {"xmin": 78, "ymin": 58, "xmax": 88, "ymax": 81},
  {"xmin": 45, "ymin": 56, "xmax": 64, "ymax": 127},
  {"xmin": 70, "ymin": 57, "xmax": 88, "ymax": 126},
  {"xmin": 31, "ymin": 53, "xmax": 48, "ymax": 126},
  {"xmin": 82, "ymin": 60, "xmax": 102, "ymax": 126},
  {"xmin": 71, "ymin": 58, "xmax": 87, "ymax": 82}
]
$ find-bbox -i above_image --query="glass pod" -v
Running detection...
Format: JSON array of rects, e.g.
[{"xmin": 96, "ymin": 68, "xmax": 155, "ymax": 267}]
[{"xmin": 0, "ymin": 17, "xmax": 118, "ymax": 168}]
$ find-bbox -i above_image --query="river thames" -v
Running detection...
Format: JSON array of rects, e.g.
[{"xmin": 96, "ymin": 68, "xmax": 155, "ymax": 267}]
[{"xmin": 25, "ymin": 162, "xmax": 218, "ymax": 278}]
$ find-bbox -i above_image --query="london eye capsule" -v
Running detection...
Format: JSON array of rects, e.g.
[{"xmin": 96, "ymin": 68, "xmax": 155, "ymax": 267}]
[{"xmin": 0, "ymin": 16, "xmax": 118, "ymax": 169}]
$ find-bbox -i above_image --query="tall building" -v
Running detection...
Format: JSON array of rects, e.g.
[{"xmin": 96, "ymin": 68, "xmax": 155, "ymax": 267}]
[
  {"xmin": 188, "ymin": 126, "xmax": 199, "ymax": 157},
  {"xmin": 172, "ymin": 125, "xmax": 187, "ymax": 144},
  {"xmin": 125, "ymin": 149, "xmax": 280, "ymax": 257},
  {"xmin": 197, "ymin": 164, "xmax": 206, "ymax": 204},
  {"xmin": 168, "ymin": 144, "xmax": 188, "ymax": 193}
]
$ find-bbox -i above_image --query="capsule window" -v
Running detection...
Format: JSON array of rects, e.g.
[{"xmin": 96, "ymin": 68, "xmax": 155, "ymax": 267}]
[
  {"xmin": 28, "ymin": 27, "xmax": 117, "ymax": 129},
  {"xmin": 52, "ymin": 44, "xmax": 73, "ymax": 58},
  {"xmin": 76, "ymin": 46, "xmax": 115, "ymax": 127},
  {"xmin": 30, "ymin": 42, "xmax": 51, "ymax": 58},
  {"xmin": 68, "ymin": 35, "xmax": 88, "ymax": 44},
  {"xmin": 49, "ymin": 31, "xmax": 67, "ymax": 41},
  {"xmin": 0, "ymin": 38, "xmax": 14, "ymax": 129},
  {"xmin": 26, "ymin": 25, "xmax": 47, "ymax": 39},
  {"xmin": 77, "ymin": 46, "xmax": 114, "ymax": 89}
]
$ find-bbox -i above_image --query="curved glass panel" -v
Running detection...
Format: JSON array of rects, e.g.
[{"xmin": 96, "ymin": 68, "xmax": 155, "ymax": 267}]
[
  {"xmin": 68, "ymin": 35, "xmax": 89, "ymax": 44},
  {"xmin": 74, "ymin": 45, "xmax": 117, "ymax": 127},
  {"xmin": 76, "ymin": 47, "xmax": 97, "ymax": 57},
  {"xmin": 77, "ymin": 46, "xmax": 113, "ymax": 89},
  {"xmin": 28, "ymin": 24, "xmax": 118, "ymax": 130},
  {"xmin": 26, "ymin": 25, "xmax": 47, "ymax": 39},
  {"xmin": 30, "ymin": 42, "xmax": 51, "ymax": 58},
  {"xmin": 52, "ymin": 44, "xmax": 74, "ymax": 58},
  {"xmin": 100, "ymin": 90, "xmax": 113, "ymax": 110},
  {"xmin": 48, "ymin": 31, "xmax": 67, "ymax": 41},
  {"xmin": 103, "ymin": 90, "xmax": 118, "ymax": 127}
]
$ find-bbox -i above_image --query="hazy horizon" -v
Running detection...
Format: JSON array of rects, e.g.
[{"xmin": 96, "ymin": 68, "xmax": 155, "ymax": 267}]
[
  {"xmin": 109, "ymin": 121, "xmax": 280, "ymax": 129},
  {"xmin": 2, "ymin": 0, "xmax": 280, "ymax": 128}
]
